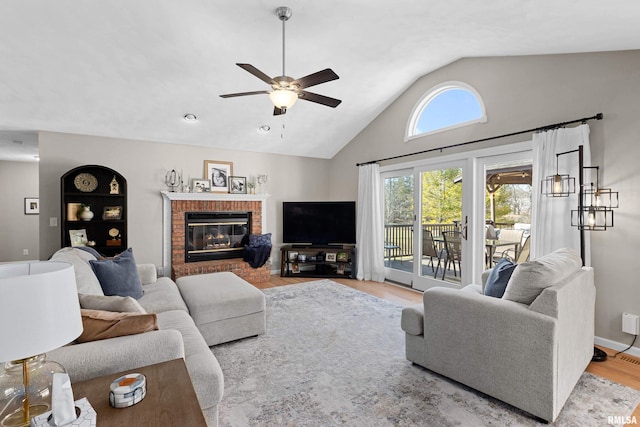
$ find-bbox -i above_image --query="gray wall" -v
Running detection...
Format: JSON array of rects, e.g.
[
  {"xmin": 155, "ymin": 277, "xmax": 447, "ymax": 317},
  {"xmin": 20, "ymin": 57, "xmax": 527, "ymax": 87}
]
[
  {"xmin": 330, "ymin": 50, "xmax": 640, "ymax": 348},
  {"xmin": 38, "ymin": 132, "xmax": 331, "ymax": 267},
  {"xmin": 0, "ymin": 160, "xmax": 39, "ymax": 261}
]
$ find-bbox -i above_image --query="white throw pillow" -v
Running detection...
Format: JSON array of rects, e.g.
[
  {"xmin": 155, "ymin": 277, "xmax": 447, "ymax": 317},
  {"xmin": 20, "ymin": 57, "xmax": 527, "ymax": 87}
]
[
  {"xmin": 502, "ymin": 248, "xmax": 582, "ymax": 304},
  {"xmin": 78, "ymin": 294, "xmax": 147, "ymax": 314},
  {"xmin": 51, "ymin": 248, "xmax": 104, "ymax": 295}
]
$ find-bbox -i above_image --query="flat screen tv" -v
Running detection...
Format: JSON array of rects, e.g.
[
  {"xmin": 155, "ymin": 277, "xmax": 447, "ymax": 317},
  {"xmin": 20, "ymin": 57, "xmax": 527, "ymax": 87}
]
[{"xmin": 283, "ymin": 201, "xmax": 356, "ymax": 246}]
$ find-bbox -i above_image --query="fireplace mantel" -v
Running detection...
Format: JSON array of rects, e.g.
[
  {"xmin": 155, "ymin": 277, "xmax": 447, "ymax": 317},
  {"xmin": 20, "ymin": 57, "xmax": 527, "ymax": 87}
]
[{"xmin": 161, "ymin": 191, "xmax": 269, "ymax": 277}]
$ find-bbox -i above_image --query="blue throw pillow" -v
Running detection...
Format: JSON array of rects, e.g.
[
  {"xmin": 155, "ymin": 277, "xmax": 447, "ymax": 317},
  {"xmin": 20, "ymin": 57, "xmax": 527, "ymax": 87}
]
[
  {"xmin": 248, "ymin": 233, "xmax": 272, "ymax": 248},
  {"xmin": 484, "ymin": 258, "xmax": 517, "ymax": 298},
  {"xmin": 89, "ymin": 248, "xmax": 143, "ymax": 299}
]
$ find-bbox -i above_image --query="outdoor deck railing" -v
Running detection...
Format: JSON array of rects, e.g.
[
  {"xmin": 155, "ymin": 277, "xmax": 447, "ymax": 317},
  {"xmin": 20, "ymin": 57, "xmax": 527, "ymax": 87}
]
[{"xmin": 384, "ymin": 223, "xmax": 459, "ymax": 259}]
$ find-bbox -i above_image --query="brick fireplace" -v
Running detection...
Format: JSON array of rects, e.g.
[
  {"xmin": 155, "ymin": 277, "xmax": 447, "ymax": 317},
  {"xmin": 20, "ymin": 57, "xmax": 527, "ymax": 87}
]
[{"xmin": 161, "ymin": 191, "xmax": 271, "ymax": 284}]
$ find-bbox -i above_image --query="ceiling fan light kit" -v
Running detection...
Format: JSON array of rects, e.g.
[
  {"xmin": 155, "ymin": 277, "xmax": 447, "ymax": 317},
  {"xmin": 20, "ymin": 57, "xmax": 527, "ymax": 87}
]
[{"xmin": 219, "ymin": 6, "xmax": 341, "ymax": 116}]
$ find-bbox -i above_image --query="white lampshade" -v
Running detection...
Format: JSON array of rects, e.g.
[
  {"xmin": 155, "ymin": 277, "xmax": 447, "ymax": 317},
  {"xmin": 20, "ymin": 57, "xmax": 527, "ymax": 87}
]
[
  {"xmin": 0, "ymin": 262, "xmax": 82, "ymax": 362},
  {"xmin": 269, "ymin": 89, "xmax": 298, "ymax": 109}
]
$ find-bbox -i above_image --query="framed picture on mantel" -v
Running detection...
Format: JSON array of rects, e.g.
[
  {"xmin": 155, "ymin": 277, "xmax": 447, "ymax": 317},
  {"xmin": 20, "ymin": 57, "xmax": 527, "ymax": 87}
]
[{"xmin": 204, "ymin": 160, "xmax": 233, "ymax": 193}]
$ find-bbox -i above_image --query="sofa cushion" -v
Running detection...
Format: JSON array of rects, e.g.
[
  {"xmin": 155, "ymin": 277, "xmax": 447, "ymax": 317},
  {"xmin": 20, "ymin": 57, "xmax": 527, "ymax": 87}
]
[
  {"xmin": 502, "ymin": 248, "xmax": 582, "ymax": 305},
  {"xmin": 137, "ymin": 277, "xmax": 189, "ymax": 313},
  {"xmin": 78, "ymin": 293, "xmax": 146, "ymax": 314},
  {"xmin": 89, "ymin": 248, "xmax": 143, "ymax": 299},
  {"xmin": 77, "ymin": 309, "xmax": 158, "ymax": 343},
  {"xmin": 51, "ymin": 247, "xmax": 104, "ymax": 296},
  {"xmin": 484, "ymin": 258, "xmax": 517, "ymax": 298}
]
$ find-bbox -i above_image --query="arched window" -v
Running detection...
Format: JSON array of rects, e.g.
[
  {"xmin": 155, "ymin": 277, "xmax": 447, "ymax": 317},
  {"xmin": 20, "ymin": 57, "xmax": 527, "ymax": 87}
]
[{"xmin": 406, "ymin": 81, "xmax": 486, "ymax": 140}]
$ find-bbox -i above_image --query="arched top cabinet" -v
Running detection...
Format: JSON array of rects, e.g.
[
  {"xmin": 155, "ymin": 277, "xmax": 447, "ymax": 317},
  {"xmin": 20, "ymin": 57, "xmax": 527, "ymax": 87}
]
[{"xmin": 61, "ymin": 165, "xmax": 127, "ymax": 256}]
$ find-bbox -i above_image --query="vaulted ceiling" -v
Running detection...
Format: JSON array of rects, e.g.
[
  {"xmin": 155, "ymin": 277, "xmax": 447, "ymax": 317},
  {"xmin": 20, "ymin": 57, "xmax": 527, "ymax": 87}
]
[{"xmin": 1, "ymin": 1, "xmax": 639, "ymax": 162}]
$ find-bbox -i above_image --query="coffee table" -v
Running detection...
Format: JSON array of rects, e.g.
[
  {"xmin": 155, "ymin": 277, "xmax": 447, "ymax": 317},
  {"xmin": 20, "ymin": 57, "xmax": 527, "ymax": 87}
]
[{"xmin": 72, "ymin": 358, "xmax": 206, "ymax": 426}]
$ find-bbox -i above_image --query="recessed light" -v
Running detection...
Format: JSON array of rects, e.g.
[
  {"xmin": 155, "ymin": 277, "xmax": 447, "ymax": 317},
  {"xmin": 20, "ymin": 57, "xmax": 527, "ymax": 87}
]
[
  {"xmin": 183, "ymin": 113, "xmax": 197, "ymax": 121},
  {"xmin": 258, "ymin": 125, "xmax": 271, "ymax": 134}
]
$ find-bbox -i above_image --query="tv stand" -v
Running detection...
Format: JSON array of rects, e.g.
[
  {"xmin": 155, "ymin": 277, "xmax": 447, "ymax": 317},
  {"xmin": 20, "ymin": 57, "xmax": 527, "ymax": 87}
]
[{"xmin": 280, "ymin": 245, "xmax": 356, "ymax": 279}]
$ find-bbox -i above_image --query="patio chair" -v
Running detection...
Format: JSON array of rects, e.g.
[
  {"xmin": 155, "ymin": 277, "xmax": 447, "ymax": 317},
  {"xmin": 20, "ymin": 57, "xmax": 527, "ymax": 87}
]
[
  {"xmin": 439, "ymin": 230, "xmax": 462, "ymax": 280},
  {"xmin": 493, "ymin": 229, "xmax": 525, "ymax": 264},
  {"xmin": 422, "ymin": 229, "xmax": 443, "ymax": 276},
  {"xmin": 499, "ymin": 234, "xmax": 530, "ymax": 263}
]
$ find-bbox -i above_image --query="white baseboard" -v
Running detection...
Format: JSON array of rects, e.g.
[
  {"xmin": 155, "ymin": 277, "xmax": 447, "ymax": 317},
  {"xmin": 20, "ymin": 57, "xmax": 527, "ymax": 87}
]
[{"xmin": 595, "ymin": 335, "xmax": 640, "ymax": 358}]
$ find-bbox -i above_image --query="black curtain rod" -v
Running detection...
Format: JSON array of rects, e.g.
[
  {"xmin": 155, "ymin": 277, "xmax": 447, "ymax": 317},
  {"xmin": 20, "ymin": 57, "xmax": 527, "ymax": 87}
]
[{"xmin": 356, "ymin": 113, "xmax": 603, "ymax": 167}]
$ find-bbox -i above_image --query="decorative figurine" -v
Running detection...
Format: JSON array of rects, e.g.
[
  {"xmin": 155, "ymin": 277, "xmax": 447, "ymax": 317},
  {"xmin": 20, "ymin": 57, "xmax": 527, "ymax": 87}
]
[{"xmin": 109, "ymin": 176, "xmax": 119, "ymax": 194}]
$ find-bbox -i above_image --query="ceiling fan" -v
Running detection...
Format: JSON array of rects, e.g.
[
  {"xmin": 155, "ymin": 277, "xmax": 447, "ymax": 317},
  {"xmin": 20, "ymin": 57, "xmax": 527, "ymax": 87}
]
[{"xmin": 219, "ymin": 6, "xmax": 341, "ymax": 116}]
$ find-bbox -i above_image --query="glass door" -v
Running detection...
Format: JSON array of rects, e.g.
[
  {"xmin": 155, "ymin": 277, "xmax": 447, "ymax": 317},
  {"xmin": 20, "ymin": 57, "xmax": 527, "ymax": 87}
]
[
  {"xmin": 413, "ymin": 161, "xmax": 469, "ymax": 291},
  {"xmin": 382, "ymin": 169, "xmax": 414, "ymax": 286},
  {"xmin": 379, "ymin": 142, "xmax": 532, "ymax": 291}
]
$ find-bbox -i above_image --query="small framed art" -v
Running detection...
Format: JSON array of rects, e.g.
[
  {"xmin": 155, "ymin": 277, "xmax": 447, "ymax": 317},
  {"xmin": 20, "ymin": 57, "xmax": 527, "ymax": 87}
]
[
  {"xmin": 204, "ymin": 160, "xmax": 233, "ymax": 193},
  {"xmin": 102, "ymin": 206, "xmax": 122, "ymax": 220},
  {"xmin": 337, "ymin": 252, "xmax": 348, "ymax": 262},
  {"xmin": 191, "ymin": 179, "xmax": 211, "ymax": 192},
  {"xmin": 24, "ymin": 197, "xmax": 39, "ymax": 215},
  {"xmin": 325, "ymin": 253, "xmax": 337, "ymax": 262},
  {"xmin": 229, "ymin": 176, "xmax": 247, "ymax": 194},
  {"xmin": 69, "ymin": 229, "xmax": 88, "ymax": 247}
]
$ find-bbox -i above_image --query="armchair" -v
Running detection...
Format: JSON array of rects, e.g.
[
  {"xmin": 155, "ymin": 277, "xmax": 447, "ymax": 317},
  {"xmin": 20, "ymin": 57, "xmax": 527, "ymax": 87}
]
[{"xmin": 401, "ymin": 248, "xmax": 595, "ymax": 422}]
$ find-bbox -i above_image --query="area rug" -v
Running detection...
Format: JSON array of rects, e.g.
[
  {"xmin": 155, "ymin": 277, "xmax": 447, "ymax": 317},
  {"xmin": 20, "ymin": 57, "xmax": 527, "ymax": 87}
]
[{"xmin": 213, "ymin": 280, "xmax": 640, "ymax": 426}]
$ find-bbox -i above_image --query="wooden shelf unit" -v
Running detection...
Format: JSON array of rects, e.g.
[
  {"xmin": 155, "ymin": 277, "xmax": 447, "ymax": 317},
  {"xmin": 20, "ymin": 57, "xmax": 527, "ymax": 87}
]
[
  {"xmin": 280, "ymin": 245, "xmax": 356, "ymax": 279},
  {"xmin": 61, "ymin": 165, "xmax": 127, "ymax": 256}
]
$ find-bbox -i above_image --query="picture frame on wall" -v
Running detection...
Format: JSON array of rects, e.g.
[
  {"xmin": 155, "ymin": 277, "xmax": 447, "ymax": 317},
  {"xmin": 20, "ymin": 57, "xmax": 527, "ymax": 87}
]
[
  {"xmin": 24, "ymin": 197, "xmax": 39, "ymax": 215},
  {"xmin": 191, "ymin": 179, "xmax": 211, "ymax": 193},
  {"xmin": 69, "ymin": 229, "xmax": 88, "ymax": 247},
  {"xmin": 204, "ymin": 160, "xmax": 233, "ymax": 193},
  {"xmin": 229, "ymin": 176, "xmax": 247, "ymax": 194}
]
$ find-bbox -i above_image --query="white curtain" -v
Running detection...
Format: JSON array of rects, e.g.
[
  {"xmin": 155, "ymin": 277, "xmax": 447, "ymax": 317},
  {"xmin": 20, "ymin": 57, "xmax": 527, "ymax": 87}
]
[
  {"xmin": 356, "ymin": 163, "xmax": 385, "ymax": 282},
  {"xmin": 531, "ymin": 124, "xmax": 591, "ymax": 265}
]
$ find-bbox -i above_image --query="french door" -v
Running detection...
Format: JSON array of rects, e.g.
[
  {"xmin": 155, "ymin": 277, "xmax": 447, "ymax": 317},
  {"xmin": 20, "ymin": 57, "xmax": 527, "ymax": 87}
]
[
  {"xmin": 382, "ymin": 160, "xmax": 470, "ymax": 291},
  {"xmin": 382, "ymin": 142, "xmax": 532, "ymax": 291}
]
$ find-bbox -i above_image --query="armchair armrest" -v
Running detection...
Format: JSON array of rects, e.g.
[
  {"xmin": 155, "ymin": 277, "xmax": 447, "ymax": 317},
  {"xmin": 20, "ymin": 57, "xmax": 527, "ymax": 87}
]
[
  {"xmin": 137, "ymin": 263, "xmax": 158, "ymax": 285},
  {"xmin": 47, "ymin": 329, "xmax": 184, "ymax": 382}
]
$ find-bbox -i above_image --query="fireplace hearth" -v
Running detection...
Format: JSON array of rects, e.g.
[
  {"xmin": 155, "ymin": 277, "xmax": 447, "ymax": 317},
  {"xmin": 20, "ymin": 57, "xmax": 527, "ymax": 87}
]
[{"xmin": 185, "ymin": 211, "xmax": 251, "ymax": 262}]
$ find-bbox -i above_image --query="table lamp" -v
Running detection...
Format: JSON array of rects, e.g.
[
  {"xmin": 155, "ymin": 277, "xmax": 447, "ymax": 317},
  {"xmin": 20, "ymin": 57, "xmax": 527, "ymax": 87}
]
[{"xmin": 0, "ymin": 261, "xmax": 82, "ymax": 427}]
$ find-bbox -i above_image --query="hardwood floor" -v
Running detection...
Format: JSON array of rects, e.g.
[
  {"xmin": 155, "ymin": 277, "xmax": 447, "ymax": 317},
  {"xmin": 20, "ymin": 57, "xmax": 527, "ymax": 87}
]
[{"xmin": 258, "ymin": 276, "xmax": 640, "ymax": 423}]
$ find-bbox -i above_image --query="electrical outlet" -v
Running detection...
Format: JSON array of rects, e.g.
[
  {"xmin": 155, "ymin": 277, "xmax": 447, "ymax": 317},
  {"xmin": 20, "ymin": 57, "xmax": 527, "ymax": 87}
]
[
  {"xmin": 622, "ymin": 313, "xmax": 640, "ymax": 335},
  {"xmin": 50, "ymin": 217, "xmax": 58, "ymax": 227},
  {"xmin": 23, "ymin": 249, "xmax": 29, "ymax": 255}
]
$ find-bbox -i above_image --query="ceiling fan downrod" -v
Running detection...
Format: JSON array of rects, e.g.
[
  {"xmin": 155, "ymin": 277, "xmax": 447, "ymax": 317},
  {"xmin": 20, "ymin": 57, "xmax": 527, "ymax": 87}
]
[{"xmin": 276, "ymin": 6, "xmax": 292, "ymax": 83}]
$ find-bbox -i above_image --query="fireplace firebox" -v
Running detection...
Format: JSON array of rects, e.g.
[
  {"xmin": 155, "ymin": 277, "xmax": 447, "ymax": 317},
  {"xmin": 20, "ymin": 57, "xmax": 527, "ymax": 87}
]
[{"xmin": 185, "ymin": 211, "xmax": 251, "ymax": 262}]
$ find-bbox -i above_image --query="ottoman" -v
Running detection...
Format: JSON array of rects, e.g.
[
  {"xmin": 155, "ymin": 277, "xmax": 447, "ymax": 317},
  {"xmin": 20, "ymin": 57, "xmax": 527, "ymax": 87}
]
[{"xmin": 176, "ymin": 271, "xmax": 266, "ymax": 346}]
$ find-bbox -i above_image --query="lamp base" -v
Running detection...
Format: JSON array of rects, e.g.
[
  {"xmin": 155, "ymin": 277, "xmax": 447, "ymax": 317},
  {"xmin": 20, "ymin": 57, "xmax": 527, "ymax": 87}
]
[
  {"xmin": 1, "ymin": 405, "xmax": 48, "ymax": 427},
  {"xmin": 0, "ymin": 355, "xmax": 65, "ymax": 427},
  {"xmin": 592, "ymin": 346, "xmax": 608, "ymax": 362}
]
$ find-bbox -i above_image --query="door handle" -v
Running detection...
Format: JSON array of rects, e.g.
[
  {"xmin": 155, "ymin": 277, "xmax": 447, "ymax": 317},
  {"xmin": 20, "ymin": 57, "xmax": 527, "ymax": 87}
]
[{"xmin": 462, "ymin": 216, "xmax": 468, "ymax": 240}]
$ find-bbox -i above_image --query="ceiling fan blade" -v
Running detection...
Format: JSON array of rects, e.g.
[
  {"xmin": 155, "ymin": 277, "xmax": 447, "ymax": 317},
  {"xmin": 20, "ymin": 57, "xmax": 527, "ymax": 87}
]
[
  {"xmin": 298, "ymin": 90, "xmax": 342, "ymax": 108},
  {"xmin": 291, "ymin": 69, "xmax": 339, "ymax": 89},
  {"xmin": 219, "ymin": 90, "xmax": 269, "ymax": 98},
  {"xmin": 273, "ymin": 106, "xmax": 287, "ymax": 116},
  {"xmin": 236, "ymin": 63, "xmax": 276, "ymax": 86}
]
